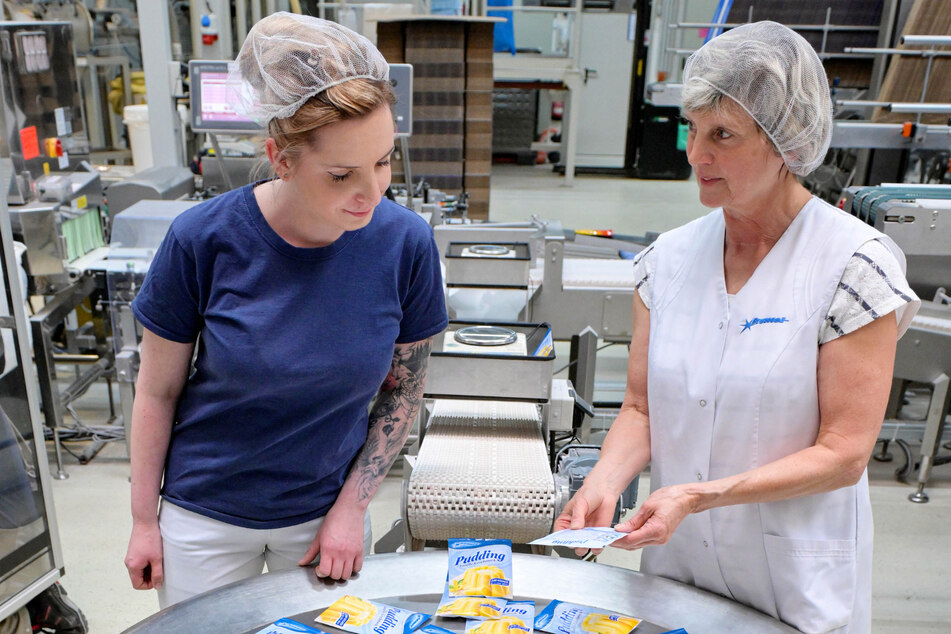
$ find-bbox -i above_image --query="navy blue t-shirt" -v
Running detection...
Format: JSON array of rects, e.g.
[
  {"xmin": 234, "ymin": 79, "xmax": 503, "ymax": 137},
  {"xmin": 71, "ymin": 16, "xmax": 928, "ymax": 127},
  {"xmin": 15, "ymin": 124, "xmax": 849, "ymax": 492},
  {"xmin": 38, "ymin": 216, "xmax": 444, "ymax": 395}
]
[{"xmin": 132, "ymin": 183, "xmax": 448, "ymax": 529}]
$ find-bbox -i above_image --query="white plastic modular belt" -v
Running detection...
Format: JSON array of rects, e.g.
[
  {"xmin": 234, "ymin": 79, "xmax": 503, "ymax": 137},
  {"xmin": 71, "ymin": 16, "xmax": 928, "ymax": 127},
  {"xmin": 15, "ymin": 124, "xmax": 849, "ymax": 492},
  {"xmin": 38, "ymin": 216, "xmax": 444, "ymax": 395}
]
[
  {"xmin": 912, "ymin": 313, "xmax": 951, "ymax": 334},
  {"xmin": 528, "ymin": 258, "xmax": 636, "ymax": 289},
  {"xmin": 406, "ymin": 399, "xmax": 555, "ymax": 543}
]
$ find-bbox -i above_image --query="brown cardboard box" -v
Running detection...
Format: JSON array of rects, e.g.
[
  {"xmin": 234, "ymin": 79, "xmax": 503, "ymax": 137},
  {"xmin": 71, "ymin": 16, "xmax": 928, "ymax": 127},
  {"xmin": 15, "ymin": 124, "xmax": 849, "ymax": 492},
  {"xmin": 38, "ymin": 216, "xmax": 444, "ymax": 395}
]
[
  {"xmin": 464, "ymin": 175, "xmax": 491, "ymax": 190},
  {"xmin": 415, "ymin": 120, "xmax": 465, "ymax": 135},
  {"xmin": 465, "ymin": 130, "xmax": 493, "ymax": 150},
  {"xmin": 415, "ymin": 77, "xmax": 466, "ymax": 93},
  {"xmin": 466, "ymin": 24, "xmax": 495, "ymax": 53},
  {"xmin": 464, "ymin": 146, "xmax": 492, "ymax": 161},
  {"xmin": 464, "ymin": 160, "xmax": 492, "ymax": 173},
  {"xmin": 410, "ymin": 62, "xmax": 466, "ymax": 79},
  {"xmin": 411, "ymin": 161, "xmax": 464, "ymax": 177},
  {"xmin": 466, "ymin": 76, "xmax": 494, "ymax": 92},
  {"xmin": 415, "ymin": 105, "xmax": 465, "ymax": 120},
  {"xmin": 466, "ymin": 119, "xmax": 492, "ymax": 135},
  {"xmin": 376, "ymin": 23, "xmax": 404, "ymax": 62},
  {"xmin": 466, "ymin": 91, "xmax": 493, "ymax": 119},
  {"xmin": 414, "ymin": 91, "xmax": 465, "ymax": 106},
  {"xmin": 409, "ymin": 134, "xmax": 464, "ymax": 150},
  {"xmin": 406, "ymin": 48, "xmax": 465, "ymax": 63},
  {"xmin": 378, "ymin": 17, "xmax": 496, "ymax": 217},
  {"xmin": 409, "ymin": 147, "xmax": 464, "ymax": 162},
  {"xmin": 407, "ymin": 21, "xmax": 465, "ymax": 46}
]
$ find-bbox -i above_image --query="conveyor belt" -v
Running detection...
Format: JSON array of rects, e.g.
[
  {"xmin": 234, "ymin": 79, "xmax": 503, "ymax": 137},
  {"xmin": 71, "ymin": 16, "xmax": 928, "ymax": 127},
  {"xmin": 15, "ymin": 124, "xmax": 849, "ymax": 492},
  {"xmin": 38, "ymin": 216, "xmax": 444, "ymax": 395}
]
[
  {"xmin": 911, "ymin": 313, "xmax": 951, "ymax": 334},
  {"xmin": 843, "ymin": 186, "xmax": 951, "ymax": 225},
  {"xmin": 406, "ymin": 400, "xmax": 555, "ymax": 543},
  {"xmin": 529, "ymin": 258, "xmax": 635, "ymax": 289}
]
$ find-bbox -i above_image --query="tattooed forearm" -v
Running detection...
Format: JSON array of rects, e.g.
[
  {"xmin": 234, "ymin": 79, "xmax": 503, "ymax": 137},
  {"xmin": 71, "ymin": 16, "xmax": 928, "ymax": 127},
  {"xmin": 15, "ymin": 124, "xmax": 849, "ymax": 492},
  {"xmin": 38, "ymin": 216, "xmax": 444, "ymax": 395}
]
[{"xmin": 350, "ymin": 338, "xmax": 432, "ymax": 502}]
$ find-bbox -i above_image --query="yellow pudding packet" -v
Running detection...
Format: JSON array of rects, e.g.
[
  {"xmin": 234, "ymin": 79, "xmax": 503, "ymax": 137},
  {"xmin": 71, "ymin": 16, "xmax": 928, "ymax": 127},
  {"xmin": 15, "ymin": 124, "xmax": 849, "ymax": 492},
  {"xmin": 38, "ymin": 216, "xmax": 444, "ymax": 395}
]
[
  {"xmin": 436, "ymin": 591, "xmax": 507, "ymax": 620},
  {"xmin": 317, "ymin": 596, "xmax": 431, "ymax": 634},
  {"xmin": 447, "ymin": 539, "xmax": 513, "ymax": 600},
  {"xmin": 464, "ymin": 601, "xmax": 535, "ymax": 634},
  {"xmin": 534, "ymin": 601, "xmax": 639, "ymax": 634}
]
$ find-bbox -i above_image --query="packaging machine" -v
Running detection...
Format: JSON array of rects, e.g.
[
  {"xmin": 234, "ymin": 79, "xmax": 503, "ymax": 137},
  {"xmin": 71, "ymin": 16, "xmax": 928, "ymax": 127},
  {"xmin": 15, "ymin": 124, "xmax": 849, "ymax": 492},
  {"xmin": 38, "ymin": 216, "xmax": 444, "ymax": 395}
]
[
  {"xmin": 843, "ymin": 184, "xmax": 951, "ymax": 502},
  {"xmin": 391, "ymin": 320, "xmax": 638, "ymax": 551},
  {"xmin": 433, "ymin": 219, "xmax": 646, "ymax": 441},
  {"xmin": 0, "ymin": 158, "xmax": 64, "ymax": 623}
]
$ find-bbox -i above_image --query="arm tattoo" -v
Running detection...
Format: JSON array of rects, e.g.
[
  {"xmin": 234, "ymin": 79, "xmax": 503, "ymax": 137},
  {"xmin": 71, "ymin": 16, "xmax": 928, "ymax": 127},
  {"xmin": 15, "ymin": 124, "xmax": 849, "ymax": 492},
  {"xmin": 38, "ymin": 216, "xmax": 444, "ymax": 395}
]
[{"xmin": 351, "ymin": 338, "xmax": 432, "ymax": 502}]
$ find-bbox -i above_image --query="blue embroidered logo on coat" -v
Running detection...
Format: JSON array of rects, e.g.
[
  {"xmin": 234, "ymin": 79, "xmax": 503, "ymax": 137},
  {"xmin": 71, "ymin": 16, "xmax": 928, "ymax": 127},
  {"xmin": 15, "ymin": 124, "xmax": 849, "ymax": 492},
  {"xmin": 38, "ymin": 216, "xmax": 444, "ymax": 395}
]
[{"xmin": 740, "ymin": 317, "xmax": 789, "ymax": 332}]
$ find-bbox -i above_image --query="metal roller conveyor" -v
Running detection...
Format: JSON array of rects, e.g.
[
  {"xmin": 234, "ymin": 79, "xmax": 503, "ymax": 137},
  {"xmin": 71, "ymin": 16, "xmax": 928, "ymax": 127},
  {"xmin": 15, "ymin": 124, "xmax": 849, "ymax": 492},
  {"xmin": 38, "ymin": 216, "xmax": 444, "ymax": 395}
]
[
  {"xmin": 407, "ymin": 400, "xmax": 555, "ymax": 543},
  {"xmin": 122, "ymin": 552, "xmax": 798, "ymax": 633}
]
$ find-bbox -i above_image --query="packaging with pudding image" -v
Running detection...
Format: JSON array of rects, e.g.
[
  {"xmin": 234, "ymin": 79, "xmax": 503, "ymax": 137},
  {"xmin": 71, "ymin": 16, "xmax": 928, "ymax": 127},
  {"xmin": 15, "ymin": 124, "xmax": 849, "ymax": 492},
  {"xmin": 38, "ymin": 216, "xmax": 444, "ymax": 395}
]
[
  {"xmin": 316, "ymin": 595, "xmax": 431, "ymax": 634},
  {"xmin": 534, "ymin": 600, "xmax": 640, "ymax": 634},
  {"xmin": 446, "ymin": 539, "xmax": 513, "ymax": 600}
]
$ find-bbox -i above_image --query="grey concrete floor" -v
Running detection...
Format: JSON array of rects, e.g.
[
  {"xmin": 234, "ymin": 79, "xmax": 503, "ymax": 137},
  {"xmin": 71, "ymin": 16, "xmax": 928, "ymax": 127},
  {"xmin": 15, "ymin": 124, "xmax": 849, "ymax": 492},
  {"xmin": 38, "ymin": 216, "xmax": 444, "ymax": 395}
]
[{"xmin": 43, "ymin": 164, "xmax": 951, "ymax": 632}]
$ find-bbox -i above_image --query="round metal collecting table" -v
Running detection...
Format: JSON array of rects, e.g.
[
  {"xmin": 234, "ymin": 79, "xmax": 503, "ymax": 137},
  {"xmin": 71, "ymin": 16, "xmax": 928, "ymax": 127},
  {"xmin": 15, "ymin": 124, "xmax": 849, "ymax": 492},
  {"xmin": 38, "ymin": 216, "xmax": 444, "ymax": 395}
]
[{"xmin": 122, "ymin": 552, "xmax": 797, "ymax": 634}]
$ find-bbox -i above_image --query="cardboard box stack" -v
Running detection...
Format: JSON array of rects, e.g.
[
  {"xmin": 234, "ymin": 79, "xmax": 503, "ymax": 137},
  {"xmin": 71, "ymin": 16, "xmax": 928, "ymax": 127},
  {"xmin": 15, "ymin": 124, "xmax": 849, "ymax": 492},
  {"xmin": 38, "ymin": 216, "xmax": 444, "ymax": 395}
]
[{"xmin": 378, "ymin": 18, "xmax": 495, "ymax": 220}]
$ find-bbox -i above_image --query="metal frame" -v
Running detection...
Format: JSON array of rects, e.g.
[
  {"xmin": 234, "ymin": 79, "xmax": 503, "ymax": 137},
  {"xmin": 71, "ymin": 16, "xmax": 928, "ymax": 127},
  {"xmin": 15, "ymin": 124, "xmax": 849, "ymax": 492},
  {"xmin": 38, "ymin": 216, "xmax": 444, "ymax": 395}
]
[
  {"xmin": 138, "ymin": 1, "xmax": 185, "ymax": 168},
  {"xmin": 28, "ymin": 275, "xmax": 109, "ymax": 480},
  {"xmin": 524, "ymin": 241, "xmax": 634, "ymax": 343},
  {"xmin": 0, "ymin": 159, "xmax": 64, "ymax": 620},
  {"xmin": 887, "ymin": 299, "xmax": 951, "ymax": 503}
]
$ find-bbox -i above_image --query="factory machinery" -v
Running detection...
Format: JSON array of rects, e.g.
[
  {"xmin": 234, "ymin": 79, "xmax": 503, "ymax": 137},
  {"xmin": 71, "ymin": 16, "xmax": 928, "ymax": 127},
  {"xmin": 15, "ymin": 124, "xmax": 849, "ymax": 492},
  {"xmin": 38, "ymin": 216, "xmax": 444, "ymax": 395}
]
[
  {"xmin": 0, "ymin": 18, "xmax": 203, "ymax": 483},
  {"xmin": 0, "ymin": 157, "xmax": 66, "ymax": 625},
  {"xmin": 433, "ymin": 219, "xmax": 646, "ymax": 440},
  {"xmin": 386, "ymin": 320, "xmax": 637, "ymax": 551},
  {"xmin": 366, "ymin": 210, "xmax": 651, "ymax": 551},
  {"xmin": 842, "ymin": 184, "xmax": 951, "ymax": 503}
]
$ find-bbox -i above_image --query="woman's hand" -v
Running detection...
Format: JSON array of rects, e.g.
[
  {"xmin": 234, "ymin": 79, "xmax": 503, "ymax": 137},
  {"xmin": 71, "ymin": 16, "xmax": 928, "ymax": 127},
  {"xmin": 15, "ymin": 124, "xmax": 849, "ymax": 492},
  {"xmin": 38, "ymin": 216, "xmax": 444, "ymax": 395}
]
[
  {"xmin": 554, "ymin": 486, "xmax": 621, "ymax": 556},
  {"xmin": 125, "ymin": 521, "xmax": 164, "ymax": 590},
  {"xmin": 299, "ymin": 503, "xmax": 366, "ymax": 581},
  {"xmin": 612, "ymin": 485, "xmax": 698, "ymax": 550}
]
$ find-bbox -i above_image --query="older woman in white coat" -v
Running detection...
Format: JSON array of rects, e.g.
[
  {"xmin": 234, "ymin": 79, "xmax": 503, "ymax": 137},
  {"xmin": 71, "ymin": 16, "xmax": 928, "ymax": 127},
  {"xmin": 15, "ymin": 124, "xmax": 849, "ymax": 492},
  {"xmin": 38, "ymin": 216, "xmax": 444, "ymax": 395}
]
[{"xmin": 555, "ymin": 21, "xmax": 919, "ymax": 633}]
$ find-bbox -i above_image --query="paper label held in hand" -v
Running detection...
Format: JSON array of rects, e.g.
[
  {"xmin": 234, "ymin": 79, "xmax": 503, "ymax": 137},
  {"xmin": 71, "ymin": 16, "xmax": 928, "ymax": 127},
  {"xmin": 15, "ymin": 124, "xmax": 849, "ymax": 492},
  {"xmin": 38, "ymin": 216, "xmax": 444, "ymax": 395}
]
[{"xmin": 528, "ymin": 528, "xmax": 626, "ymax": 548}]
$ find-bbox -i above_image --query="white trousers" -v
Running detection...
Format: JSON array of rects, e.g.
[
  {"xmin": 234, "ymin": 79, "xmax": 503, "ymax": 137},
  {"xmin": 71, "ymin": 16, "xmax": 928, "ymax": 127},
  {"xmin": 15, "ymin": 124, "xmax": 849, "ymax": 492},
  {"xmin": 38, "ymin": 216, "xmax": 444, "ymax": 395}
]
[{"xmin": 157, "ymin": 501, "xmax": 372, "ymax": 608}]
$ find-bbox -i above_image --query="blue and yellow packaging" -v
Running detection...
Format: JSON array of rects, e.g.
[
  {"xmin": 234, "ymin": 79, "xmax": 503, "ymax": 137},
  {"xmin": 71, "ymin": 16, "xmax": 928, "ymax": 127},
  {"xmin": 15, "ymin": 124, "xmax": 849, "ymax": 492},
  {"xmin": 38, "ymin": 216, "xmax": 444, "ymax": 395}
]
[
  {"xmin": 437, "ymin": 585, "xmax": 507, "ymax": 619},
  {"xmin": 464, "ymin": 600, "xmax": 536, "ymax": 634},
  {"xmin": 534, "ymin": 601, "xmax": 639, "ymax": 634},
  {"xmin": 418, "ymin": 626, "xmax": 455, "ymax": 634},
  {"xmin": 447, "ymin": 539, "xmax": 513, "ymax": 599},
  {"xmin": 255, "ymin": 618, "xmax": 322, "ymax": 633},
  {"xmin": 317, "ymin": 596, "xmax": 431, "ymax": 634}
]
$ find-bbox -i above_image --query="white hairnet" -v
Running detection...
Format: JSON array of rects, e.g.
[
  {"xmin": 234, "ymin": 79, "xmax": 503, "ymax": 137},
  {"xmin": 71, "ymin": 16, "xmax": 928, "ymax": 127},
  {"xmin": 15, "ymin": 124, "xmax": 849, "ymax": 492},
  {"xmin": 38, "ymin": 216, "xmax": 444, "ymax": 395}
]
[
  {"xmin": 229, "ymin": 12, "xmax": 389, "ymax": 124},
  {"xmin": 681, "ymin": 21, "xmax": 831, "ymax": 176}
]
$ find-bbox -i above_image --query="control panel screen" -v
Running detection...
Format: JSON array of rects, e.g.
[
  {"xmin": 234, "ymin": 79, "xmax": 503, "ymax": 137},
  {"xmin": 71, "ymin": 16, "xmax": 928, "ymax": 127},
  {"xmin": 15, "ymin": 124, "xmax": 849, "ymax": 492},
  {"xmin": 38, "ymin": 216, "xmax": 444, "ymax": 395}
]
[{"xmin": 189, "ymin": 61, "xmax": 264, "ymax": 133}]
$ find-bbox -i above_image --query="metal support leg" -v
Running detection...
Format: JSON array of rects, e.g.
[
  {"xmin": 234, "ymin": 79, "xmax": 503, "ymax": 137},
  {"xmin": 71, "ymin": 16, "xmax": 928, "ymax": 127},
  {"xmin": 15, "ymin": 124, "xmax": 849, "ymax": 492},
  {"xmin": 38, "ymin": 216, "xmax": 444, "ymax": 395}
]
[
  {"xmin": 30, "ymin": 277, "xmax": 96, "ymax": 479},
  {"xmin": 876, "ymin": 378, "xmax": 907, "ymax": 462},
  {"xmin": 909, "ymin": 373, "xmax": 950, "ymax": 503}
]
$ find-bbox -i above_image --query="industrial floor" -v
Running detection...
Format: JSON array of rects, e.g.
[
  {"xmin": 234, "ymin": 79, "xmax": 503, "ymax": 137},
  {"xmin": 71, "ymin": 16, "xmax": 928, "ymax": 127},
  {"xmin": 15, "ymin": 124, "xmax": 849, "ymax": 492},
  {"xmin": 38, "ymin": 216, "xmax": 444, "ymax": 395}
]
[{"xmin": 44, "ymin": 164, "xmax": 951, "ymax": 633}]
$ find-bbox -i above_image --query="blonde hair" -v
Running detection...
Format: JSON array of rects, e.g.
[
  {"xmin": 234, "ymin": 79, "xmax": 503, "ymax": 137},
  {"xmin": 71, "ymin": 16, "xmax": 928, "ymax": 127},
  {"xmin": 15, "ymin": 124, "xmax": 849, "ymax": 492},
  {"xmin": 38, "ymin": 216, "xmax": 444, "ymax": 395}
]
[{"xmin": 266, "ymin": 79, "xmax": 396, "ymax": 173}]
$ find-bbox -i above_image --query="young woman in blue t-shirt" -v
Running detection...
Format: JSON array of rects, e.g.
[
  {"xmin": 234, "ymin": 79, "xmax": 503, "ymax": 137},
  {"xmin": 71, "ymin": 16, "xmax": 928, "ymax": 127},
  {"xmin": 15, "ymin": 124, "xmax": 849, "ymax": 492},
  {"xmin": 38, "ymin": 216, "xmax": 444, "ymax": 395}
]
[{"xmin": 123, "ymin": 13, "xmax": 448, "ymax": 607}]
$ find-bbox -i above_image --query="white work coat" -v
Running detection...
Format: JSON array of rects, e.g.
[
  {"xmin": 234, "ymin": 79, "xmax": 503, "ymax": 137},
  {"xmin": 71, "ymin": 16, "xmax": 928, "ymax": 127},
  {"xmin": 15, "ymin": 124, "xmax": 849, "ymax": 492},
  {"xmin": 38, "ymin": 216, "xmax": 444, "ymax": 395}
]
[{"xmin": 640, "ymin": 198, "xmax": 914, "ymax": 633}]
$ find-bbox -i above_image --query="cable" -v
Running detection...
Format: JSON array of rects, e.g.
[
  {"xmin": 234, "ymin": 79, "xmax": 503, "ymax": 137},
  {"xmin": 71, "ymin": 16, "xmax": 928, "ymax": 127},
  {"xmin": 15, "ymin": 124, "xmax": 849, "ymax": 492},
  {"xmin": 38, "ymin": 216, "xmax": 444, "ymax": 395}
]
[{"xmin": 552, "ymin": 342, "xmax": 618, "ymax": 375}]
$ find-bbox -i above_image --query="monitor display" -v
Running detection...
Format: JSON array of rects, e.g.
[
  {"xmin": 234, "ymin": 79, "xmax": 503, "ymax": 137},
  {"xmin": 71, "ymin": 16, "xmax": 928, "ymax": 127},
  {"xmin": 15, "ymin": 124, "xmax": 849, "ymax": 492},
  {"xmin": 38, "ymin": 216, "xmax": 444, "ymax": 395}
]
[{"xmin": 189, "ymin": 60, "xmax": 264, "ymax": 134}]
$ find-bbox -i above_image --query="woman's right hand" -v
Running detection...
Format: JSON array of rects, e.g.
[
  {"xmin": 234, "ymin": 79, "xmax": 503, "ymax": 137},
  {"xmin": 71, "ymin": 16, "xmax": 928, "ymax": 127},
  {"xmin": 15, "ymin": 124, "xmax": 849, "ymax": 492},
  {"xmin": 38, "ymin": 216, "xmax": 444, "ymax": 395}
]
[
  {"xmin": 125, "ymin": 521, "xmax": 164, "ymax": 590},
  {"xmin": 553, "ymin": 486, "xmax": 620, "ymax": 555}
]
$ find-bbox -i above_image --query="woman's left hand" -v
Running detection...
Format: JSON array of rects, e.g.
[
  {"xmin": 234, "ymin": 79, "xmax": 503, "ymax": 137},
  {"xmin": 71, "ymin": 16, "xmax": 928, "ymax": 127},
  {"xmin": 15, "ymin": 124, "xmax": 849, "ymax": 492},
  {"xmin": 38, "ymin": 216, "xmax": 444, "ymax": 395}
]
[
  {"xmin": 611, "ymin": 485, "xmax": 698, "ymax": 550},
  {"xmin": 298, "ymin": 503, "xmax": 366, "ymax": 580}
]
